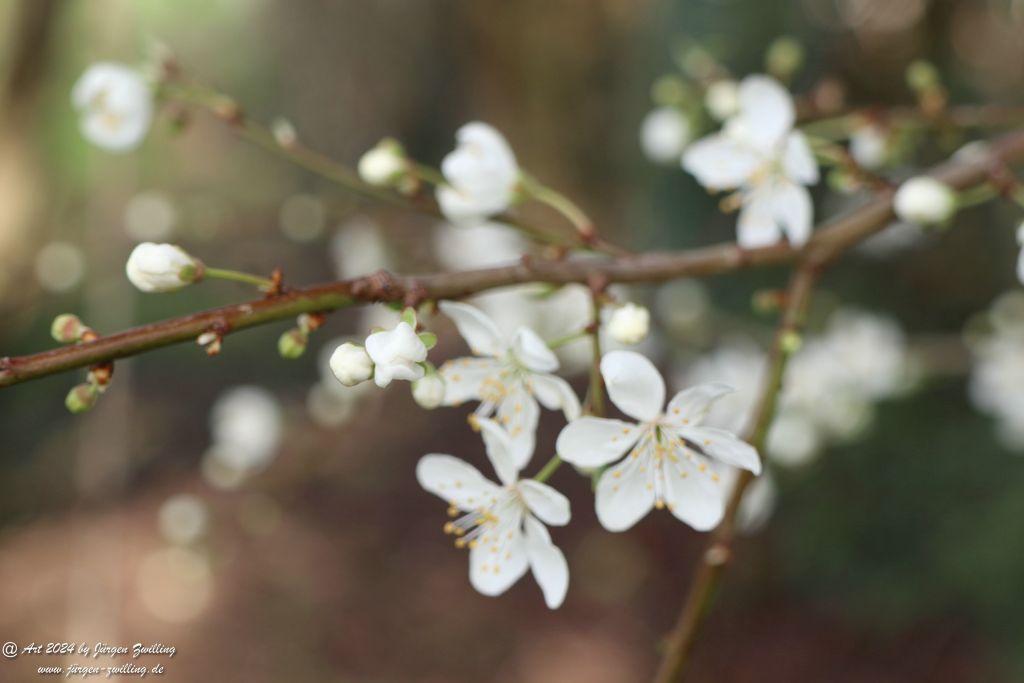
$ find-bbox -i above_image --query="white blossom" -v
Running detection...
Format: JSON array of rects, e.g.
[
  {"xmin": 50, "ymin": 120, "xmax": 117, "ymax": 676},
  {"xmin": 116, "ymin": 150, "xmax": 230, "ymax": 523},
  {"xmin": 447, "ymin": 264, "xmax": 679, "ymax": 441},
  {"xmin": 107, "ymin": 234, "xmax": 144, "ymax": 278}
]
[
  {"xmin": 71, "ymin": 62, "xmax": 153, "ymax": 152},
  {"xmin": 640, "ymin": 107, "xmax": 691, "ymax": 163},
  {"xmin": 1017, "ymin": 222, "xmax": 1024, "ymax": 285},
  {"xmin": 849, "ymin": 124, "xmax": 888, "ymax": 170},
  {"xmin": 436, "ymin": 122, "xmax": 520, "ymax": 223},
  {"xmin": 329, "ymin": 342, "xmax": 374, "ymax": 387},
  {"xmin": 364, "ymin": 321, "xmax": 428, "ymax": 388},
  {"xmin": 412, "ymin": 374, "xmax": 446, "ymax": 409},
  {"xmin": 705, "ymin": 79, "xmax": 740, "ymax": 121},
  {"xmin": 438, "ymin": 301, "xmax": 581, "ymax": 464},
  {"xmin": 893, "ymin": 177, "xmax": 956, "ymax": 225},
  {"xmin": 417, "ymin": 418, "xmax": 570, "ymax": 608},
  {"xmin": 683, "ymin": 75, "xmax": 819, "ymax": 249},
  {"xmin": 207, "ymin": 386, "xmax": 283, "ymax": 477},
  {"xmin": 125, "ymin": 242, "xmax": 200, "ymax": 292},
  {"xmin": 968, "ymin": 293, "xmax": 1024, "ymax": 450},
  {"xmin": 606, "ymin": 303, "xmax": 650, "ymax": 345},
  {"xmin": 557, "ymin": 351, "xmax": 760, "ymax": 532},
  {"xmin": 358, "ymin": 139, "xmax": 407, "ymax": 186}
]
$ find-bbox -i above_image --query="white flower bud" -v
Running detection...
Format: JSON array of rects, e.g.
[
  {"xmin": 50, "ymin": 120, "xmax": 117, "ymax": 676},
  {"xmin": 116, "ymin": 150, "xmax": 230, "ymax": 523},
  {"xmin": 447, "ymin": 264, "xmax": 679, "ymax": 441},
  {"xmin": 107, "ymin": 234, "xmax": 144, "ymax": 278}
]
[
  {"xmin": 71, "ymin": 62, "xmax": 153, "ymax": 152},
  {"xmin": 849, "ymin": 125, "xmax": 887, "ymax": 170},
  {"xmin": 893, "ymin": 177, "xmax": 956, "ymax": 225},
  {"xmin": 640, "ymin": 107, "xmax": 691, "ymax": 164},
  {"xmin": 606, "ymin": 303, "xmax": 650, "ymax": 345},
  {"xmin": 125, "ymin": 242, "xmax": 201, "ymax": 292},
  {"xmin": 358, "ymin": 139, "xmax": 407, "ymax": 186},
  {"xmin": 436, "ymin": 122, "xmax": 520, "ymax": 222},
  {"xmin": 364, "ymin": 321, "xmax": 428, "ymax": 388},
  {"xmin": 412, "ymin": 374, "xmax": 445, "ymax": 409},
  {"xmin": 704, "ymin": 80, "xmax": 740, "ymax": 121},
  {"xmin": 329, "ymin": 342, "xmax": 374, "ymax": 387}
]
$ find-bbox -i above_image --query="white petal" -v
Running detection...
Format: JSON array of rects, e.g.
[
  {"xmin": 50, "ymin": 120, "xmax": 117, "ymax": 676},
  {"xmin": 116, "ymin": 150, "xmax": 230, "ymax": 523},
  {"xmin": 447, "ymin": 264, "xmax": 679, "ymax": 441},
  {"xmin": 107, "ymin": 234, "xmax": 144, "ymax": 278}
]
[
  {"xmin": 438, "ymin": 300, "xmax": 506, "ymax": 358},
  {"xmin": 416, "ymin": 455, "xmax": 502, "ymax": 510},
  {"xmin": 782, "ymin": 131, "xmax": 819, "ymax": 185},
  {"xmin": 530, "ymin": 373, "xmax": 581, "ymax": 421},
  {"xmin": 737, "ymin": 189, "xmax": 783, "ymax": 249},
  {"xmin": 682, "ymin": 134, "xmax": 761, "ymax": 191},
  {"xmin": 594, "ymin": 449, "xmax": 656, "ymax": 532},
  {"xmin": 769, "ymin": 181, "xmax": 813, "ymax": 247},
  {"xmin": 511, "ymin": 327, "xmax": 559, "ymax": 373},
  {"xmin": 736, "ymin": 75, "xmax": 795, "ymax": 152},
  {"xmin": 600, "ymin": 350, "xmax": 665, "ymax": 422},
  {"xmin": 496, "ymin": 385, "xmax": 540, "ymax": 469},
  {"xmin": 436, "ymin": 185, "xmax": 491, "ymax": 222},
  {"xmin": 555, "ymin": 417, "xmax": 641, "ymax": 468},
  {"xmin": 523, "ymin": 515, "xmax": 569, "ymax": 609},
  {"xmin": 1018, "ymin": 247, "xmax": 1024, "ymax": 285},
  {"xmin": 664, "ymin": 383, "xmax": 735, "ymax": 427},
  {"xmin": 438, "ymin": 357, "xmax": 503, "ymax": 406},
  {"xmin": 518, "ymin": 479, "xmax": 571, "ymax": 526},
  {"xmin": 477, "ymin": 417, "xmax": 520, "ymax": 485},
  {"xmin": 679, "ymin": 425, "xmax": 762, "ymax": 474},
  {"xmin": 469, "ymin": 516, "xmax": 529, "ymax": 597},
  {"xmin": 661, "ymin": 445, "xmax": 726, "ymax": 531}
]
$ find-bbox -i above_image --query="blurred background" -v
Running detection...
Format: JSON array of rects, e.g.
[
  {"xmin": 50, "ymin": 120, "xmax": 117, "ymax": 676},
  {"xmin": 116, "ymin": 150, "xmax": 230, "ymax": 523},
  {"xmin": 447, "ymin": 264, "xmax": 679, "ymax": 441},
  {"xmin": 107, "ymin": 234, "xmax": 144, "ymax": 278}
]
[{"xmin": 2, "ymin": 0, "xmax": 1024, "ymax": 681}]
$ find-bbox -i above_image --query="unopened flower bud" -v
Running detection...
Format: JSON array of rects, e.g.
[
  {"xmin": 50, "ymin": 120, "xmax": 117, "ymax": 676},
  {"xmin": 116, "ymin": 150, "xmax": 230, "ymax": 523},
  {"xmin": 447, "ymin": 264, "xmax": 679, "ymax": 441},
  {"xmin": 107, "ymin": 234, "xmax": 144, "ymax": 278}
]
[
  {"xmin": 606, "ymin": 303, "xmax": 650, "ymax": 345},
  {"xmin": 358, "ymin": 138, "xmax": 407, "ymax": 187},
  {"xmin": 272, "ymin": 118, "xmax": 298, "ymax": 149},
  {"xmin": 906, "ymin": 60, "xmax": 940, "ymax": 93},
  {"xmin": 125, "ymin": 242, "xmax": 202, "ymax": 292},
  {"xmin": 780, "ymin": 331, "xmax": 803, "ymax": 354},
  {"xmin": 412, "ymin": 374, "xmax": 445, "ymax": 409},
  {"xmin": 51, "ymin": 314, "xmax": 88, "ymax": 343},
  {"xmin": 65, "ymin": 383, "xmax": 99, "ymax": 414},
  {"xmin": 329, "ymin": 342, "xmax": 374, "ymax": 387},
  {"xmin": 278, "ymin": 328, "xmax": 308, "ymax": 359},
  {"xmin": 705, "ymin": 80, "xmax": 740, "ymax": 121},
  {"xmin": 893, "ymin": 177, "xmax": 956, "ymax": 226},
  {"xmin": 765, "ymin": 37, "xmax": 804, "ymax": 80}
]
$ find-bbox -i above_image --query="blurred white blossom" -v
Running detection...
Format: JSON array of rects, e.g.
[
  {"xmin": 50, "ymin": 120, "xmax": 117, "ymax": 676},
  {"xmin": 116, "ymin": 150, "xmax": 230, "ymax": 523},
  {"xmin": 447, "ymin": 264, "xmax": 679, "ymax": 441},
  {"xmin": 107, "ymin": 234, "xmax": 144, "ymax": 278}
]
[
  {"xmin": 968, "ymin": 292, "xmax": 1024, "ymax": 450},
  {"xmin": 331, "ymin": 217, "xmax": 392, "ymax": 279},
  {"xmin": 893, "ymin": 177, "xmax": 955, "ymax": 225},
  {"xmin": 849, "ymin": 124, "xmax": 888, "ymax": 169},
  {"xmin": 35, "ymin": 242, "xmax": 85, "ymax": 293},
  {"xmin": 279, "ymin": 194, "xmax": 326, "ymax": 242},
  {"xmin": 606, "ymin": 303, "xmax": 650, "ymax": 345},
  {"xmin": 203, "ymin": 386, "xmax": 283, "ymax": 488},
  {"xmin": 72, "ymin": 62, "xmax": 153, "ymax": 152},
  {"xmin": 684, "ymin": 75, "xmax": 819, "ymax": 248},
  {"xmin": 124, "ymin": 191, "xmax": 178, "ymax": 241},
  {"xmin": 704, "ymin": 79, "xmax": 740, "ymax": 121},
  {"xmin": 436, "ymin": 122, "xmax": 520, "ymax": 223},
  {"xmin": 158, "ymin": 494, "xmax": 209, "ymax": 545}
]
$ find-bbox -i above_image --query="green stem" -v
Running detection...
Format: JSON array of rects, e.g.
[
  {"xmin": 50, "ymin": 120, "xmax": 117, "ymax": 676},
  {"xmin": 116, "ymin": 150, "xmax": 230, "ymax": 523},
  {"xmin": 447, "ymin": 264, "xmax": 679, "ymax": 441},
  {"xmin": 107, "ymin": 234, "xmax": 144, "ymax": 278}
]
[
  {"xmin": 546, "ymin": 331, "xmax": 587, "ymax": 349},
  {"xmin": 532, "ymin": 455, "xmax": 562, "ymax": 483},
  {"xmin": 585, "ymin": 293, "xmax": 606, "ymax": 417},
  {"xmin": 956, "ymin": 183, "xmax": 998, "ymax": 209},
  {"xmin": 521, "ymin": 174, "xmax": 595, "ymax": 237},
  {"xmin": 204, "ymin": 267, "xmax": 274, "ymax": 289}
]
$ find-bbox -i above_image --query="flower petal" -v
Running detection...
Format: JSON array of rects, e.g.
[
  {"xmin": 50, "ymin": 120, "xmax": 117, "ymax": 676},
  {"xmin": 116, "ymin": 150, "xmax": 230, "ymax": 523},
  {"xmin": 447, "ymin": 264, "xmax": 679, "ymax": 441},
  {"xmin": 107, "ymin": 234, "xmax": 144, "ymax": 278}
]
[
  {"xmin": 416, "ymin": 454, "xmax": 501, "ymax": 510},
  {"xmin": 556, "ymin": 416, "xmax": 641, "ymax": 468},
  {"xmin": 664, "ymin": 383, "xmax": 735, "ymax": 428},
  {"xmin": 497, "ymin": 385, "xmax": 540, "ymax": 469},
  {"xmin": 477, "ymin": 417, "xmax": 520, "ymax": 485},
  {"xmin": 438, "ymin": 300, "xmax": 506, "ymax": 358},
  {"xmin": 661, "ymin": 444, "xmax": 727, "ymax": 531},
  {"xmin": 523, "ymin": 515, "xmax": 569, "ymax": 609},
  {"xmin": 782, "ymin": 131, "xmax": 819, "ymax": 185},
  {"xmin": 600, "ymin": 350, "xmax": 665, "ymax": 422},
  {"xmin": 469, "ymin": 515, "xmax": 529, "ymax": 597},
  {"xmin": 736, "ymin": 75, "xmax": 795, "ymax": 152},
  {"xmin": 737, "ymin": 189, "xmax": 783, "ymax": 249},
  {"xmin": 595, "ymin": 449, "xmax": 656, "ymax": 532},
  {"xmin": 682, "ymin": 134, "xmax": 761, "ymax": 191},
  {"xmin": 768, "ymin": 181, "xmax": 813, "ymax": 247},
  {"xmin": 518, "ymin": 479, "xmax": 571, "ymax": 526},
  {"xmin": 511, "ymin": 327, "xmax": 559, "ymax": 373},
  {"xmin": 530, "ymin": 373, "xmax": 581, "ymax": 421},
  {"xmin": 679, "ymin": 425, "xmax": 762, "ymax": 474},
  {"xmin": 438, "ymin": 357, "xmax": 503, "ymax": 406}
]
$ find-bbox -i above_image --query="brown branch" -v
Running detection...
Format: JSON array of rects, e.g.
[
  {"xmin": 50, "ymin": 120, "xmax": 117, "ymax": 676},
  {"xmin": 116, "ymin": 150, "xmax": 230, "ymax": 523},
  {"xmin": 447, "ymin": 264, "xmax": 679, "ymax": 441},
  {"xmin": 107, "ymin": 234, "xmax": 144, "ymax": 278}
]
[
  {"xmin": 651, "ymin": 262, "xmax": 820, "ymax": 683},
  {"xmin": 3, "ymin": 128, "xmax": 1024, "ymax": 390}
]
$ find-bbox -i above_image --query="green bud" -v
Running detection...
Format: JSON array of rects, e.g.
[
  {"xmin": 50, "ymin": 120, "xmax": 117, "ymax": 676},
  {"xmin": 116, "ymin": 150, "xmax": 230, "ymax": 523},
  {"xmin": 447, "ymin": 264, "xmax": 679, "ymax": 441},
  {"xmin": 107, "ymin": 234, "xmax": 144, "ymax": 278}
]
[
  {"xmin": 780, "ymin": 331, "xmax": 803, "ymax": 354},
  {"xmin": 278, "ymin": 328, "xmax": 308, "ymax": 359},
  {"xmin": 178, "ymin": 262, "xmax": 201, "ymax": 284},
  {"xmin": 418, "ymin": 331, "xmax": 438, "ymax": 350},
  {"xmin": 65, "ymin": 383, "xmax": 99, "ymax": 414},
  {"xmin": 766, "ymin": 36, "xmax": 804, "ymax": 79},
  {"xmin": 651, "ymin": 75, "xmax": 689, "ymax": 107},
  {"xmin": 400, "ymin": 307, "xmax": 418, "ymax": 328},
  {"xmin": 51, "ymin": 314, "xmax": 86, "ymax": 343},
  {"xmin": 906, "ymin": 60, "xmax": 939, "ymax": 93}
]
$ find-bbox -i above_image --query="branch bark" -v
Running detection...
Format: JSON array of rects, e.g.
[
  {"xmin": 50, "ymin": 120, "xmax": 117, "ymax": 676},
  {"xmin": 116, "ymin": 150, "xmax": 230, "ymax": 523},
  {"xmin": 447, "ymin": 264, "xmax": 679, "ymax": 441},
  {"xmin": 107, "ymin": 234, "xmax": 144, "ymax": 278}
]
[{"xmin": 3, "ymin": 128, "xmax": 1024, "ymax": 389}]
